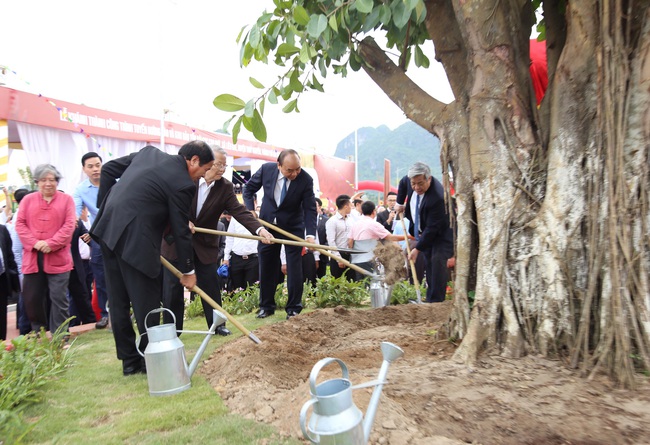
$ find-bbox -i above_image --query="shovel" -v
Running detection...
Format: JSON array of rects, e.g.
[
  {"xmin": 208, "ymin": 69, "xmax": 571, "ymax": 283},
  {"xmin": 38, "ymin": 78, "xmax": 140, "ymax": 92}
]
[
  {"xmin": 399, "ymin": 213, "xmax": 422, "ymax": 304},
  {"xmin": 193, "ymin": 226, "xmax": 367, "ymax": 255},
  {"xmin": 160, "ymin": 256, "xmax": 262, "ymax": 344}
]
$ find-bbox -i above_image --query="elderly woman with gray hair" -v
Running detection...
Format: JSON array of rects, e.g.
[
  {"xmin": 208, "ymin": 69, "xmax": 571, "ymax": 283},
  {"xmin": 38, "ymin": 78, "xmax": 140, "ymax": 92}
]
[{"xmin": 15, "ymin": 164, "xmax": 76, "ymax": 334}]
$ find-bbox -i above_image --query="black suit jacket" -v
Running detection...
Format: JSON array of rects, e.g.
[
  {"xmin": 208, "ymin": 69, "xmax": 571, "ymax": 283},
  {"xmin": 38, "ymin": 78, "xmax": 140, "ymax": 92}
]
[
  {"xmin": 0, "ymin": 225, "xmax": 19, "ymax": 296},
  {"xmin": 317, "ymin": 213, "xmax": 329, "ymax": 245},
  {"xmin": 242, "ymin": 162, "xmax": 317, "ymax": 237},
  {"xmin": 376, "ymin": 209, "xmax": 393, "ymax": 232},
  {"xmin": 161, "ymin": 177, "xmax": 261, "ymax": 265},
  {"xmin": 91, "ymin": 146, "xmax": 196, "ymax": 277},
  {"xmin": 397, "ymin": 175, "xmax": 454, "ymax": 253}
]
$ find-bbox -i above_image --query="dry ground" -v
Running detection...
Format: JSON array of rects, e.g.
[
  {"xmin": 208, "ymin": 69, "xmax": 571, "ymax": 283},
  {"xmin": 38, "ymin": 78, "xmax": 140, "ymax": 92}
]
[{"xmin": 200, "ymin": 302, "xmax": 650, "ymax": 445}]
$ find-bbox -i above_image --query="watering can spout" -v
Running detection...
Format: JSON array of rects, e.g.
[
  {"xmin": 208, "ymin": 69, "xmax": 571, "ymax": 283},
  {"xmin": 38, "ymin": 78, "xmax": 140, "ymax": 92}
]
[
  {"xmin": 188, "ymin": 310, "xmax": 227, "ymax": 377},
  {"xmin": 362, "ymin": 342, "xmax": 404, "ymax": 442}
]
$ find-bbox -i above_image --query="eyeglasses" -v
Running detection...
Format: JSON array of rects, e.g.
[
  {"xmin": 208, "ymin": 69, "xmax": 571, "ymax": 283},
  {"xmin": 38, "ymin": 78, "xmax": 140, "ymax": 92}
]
[
  {"xmin": 214, "ymin": 163, "xmax": 230, "ymax": 169},
  {"xmin": 38, "ymin": 178, "xmax": 58, "ymax": 184}
]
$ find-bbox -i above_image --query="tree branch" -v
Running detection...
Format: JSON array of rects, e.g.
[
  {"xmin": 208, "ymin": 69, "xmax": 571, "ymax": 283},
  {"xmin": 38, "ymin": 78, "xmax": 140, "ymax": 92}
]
[{"xmin": 358, "ymin": 36, "xmax": 454, "ymax": 137}]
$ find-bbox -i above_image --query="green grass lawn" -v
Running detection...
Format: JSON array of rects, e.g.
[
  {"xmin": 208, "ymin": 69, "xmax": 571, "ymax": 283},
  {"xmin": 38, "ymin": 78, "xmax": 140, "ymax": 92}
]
[{"xmin": 20, "ymin": 313, "xmax": 303, "ymax": 445}]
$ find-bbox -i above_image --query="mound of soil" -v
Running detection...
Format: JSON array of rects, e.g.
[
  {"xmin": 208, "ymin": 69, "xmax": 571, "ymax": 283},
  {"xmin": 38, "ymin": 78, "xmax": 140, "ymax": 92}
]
[{"xmin": 200, "ymin": 303, "xmax": 650, "ymax": 444}]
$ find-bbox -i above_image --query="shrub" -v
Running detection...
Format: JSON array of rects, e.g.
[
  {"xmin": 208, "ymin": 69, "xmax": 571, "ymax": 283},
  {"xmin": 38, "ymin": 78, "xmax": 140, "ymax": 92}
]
[
  {"xmin": 391, "ymin": 281, "xmax": 418, "ymax": 304},
  {"xmin": 222, "ymin": 284, "xmax": 260, "ymax": 315},
  {"xmin": 307, "ymin": 274, "xmax": 369, "ymax": 308},
  {"xmin": 0, "ymin": 321, "xmax": 73, "ymax": 443}
]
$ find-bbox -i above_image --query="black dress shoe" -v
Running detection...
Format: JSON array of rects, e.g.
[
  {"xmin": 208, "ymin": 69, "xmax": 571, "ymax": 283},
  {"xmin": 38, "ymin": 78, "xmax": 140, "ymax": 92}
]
[
  {"xmin": 95, "ymin": 317, "xmax": 109, "ymax": 329},
  {"xmin": 256, "ymin": 309, "xmax": 275, "ymax": 319},
  {"xmin": 286, "ymin": 310, "xmax": 300, "ymax": 320},
  {"xmin": 123, "ymin": 360, "xmax": 146, "ymax": 376},
  {"xmin": 216, "ymin": 325, "xmax": 232, "ymax": 336}
]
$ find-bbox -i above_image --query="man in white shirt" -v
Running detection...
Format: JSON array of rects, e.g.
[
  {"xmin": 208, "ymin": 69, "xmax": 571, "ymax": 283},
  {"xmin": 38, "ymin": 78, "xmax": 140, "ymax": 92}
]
[
  {"xmin": 223, "ymin": 211, "xmax": 261, "ymax": 291},
  {"xmin": 325, "ymin": 194, "xmax": 353, "ymax": 280}
]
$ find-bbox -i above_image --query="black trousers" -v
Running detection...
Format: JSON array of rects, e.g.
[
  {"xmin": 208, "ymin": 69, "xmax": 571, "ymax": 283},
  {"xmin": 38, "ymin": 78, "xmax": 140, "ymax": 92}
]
[
  {"xmin": 424, "ymin": 247, "xmax": 453, "ymax": 303},
  {"xmin": 101, "ymin": 244, "xmax": 162, "ymax": 368},
  {"xmin": 229, "ymin": 253, "xmax": 259, "ymax": 291},
  {"xmin": 68, "ymin": 265, "xmax": 97, "ymax": 325},
  {"xmin": 302, "ymin": 251, "xmax": 317, "ymax": 286},
  {"xmin": 258, "ymin": 241, "xmax": 303, "ymax": 314},
  {"xmin": 162, "ymin": 253, "xmax": 223, "ymax": 331},
  {"xmin": 0, "ymin": 275, "xmax": 7, "ymax": 340},
  {"xmin": 329, "ymin": 252, "xmax": 351, "ymax": 280}
]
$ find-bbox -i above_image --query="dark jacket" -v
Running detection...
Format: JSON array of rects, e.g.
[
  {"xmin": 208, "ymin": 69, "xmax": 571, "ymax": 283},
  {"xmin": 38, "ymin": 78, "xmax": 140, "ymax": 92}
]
[
  {"xmin": 242, "ymin": 162, "xmax": 317, "ymax": 238},
  {"xmin": 91, "ymin": 146, "xmax": 196, "ymax": 277},
  {"xmin": 162, "ymin": 177, "xmax": 261, "ymax": 264}
]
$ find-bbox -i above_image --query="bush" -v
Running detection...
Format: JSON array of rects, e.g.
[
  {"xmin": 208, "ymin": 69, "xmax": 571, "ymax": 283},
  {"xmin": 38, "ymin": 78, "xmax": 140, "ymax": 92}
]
[
  {"xmin": 391, "ymin": 281, "xmax": 418, "ymax": 304},
  {"xmin": 0, "ymin": 321, "xmax": 73, "ymax": 443},
  {"xmin": 222, "ymin": 283, "xmax": 260, "ymax": 315},
  {"xmin": 306, "ymin": 274, "xmax": 369, "ymax": 308}
]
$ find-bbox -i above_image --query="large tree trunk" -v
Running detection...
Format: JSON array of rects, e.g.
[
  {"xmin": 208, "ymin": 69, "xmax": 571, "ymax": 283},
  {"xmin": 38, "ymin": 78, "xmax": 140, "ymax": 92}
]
[{"xmin": 359, "ymin": 0, "xmax": 649, "ymax": 387}]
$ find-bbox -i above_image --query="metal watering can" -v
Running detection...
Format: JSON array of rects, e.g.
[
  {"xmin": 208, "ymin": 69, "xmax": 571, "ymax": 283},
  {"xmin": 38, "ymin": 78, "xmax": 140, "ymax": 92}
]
[
  {"xmin": 300, "ymin": 342, "xmax": 404, "ymax": 445},
  {"xmin": 137, "ymin": 307, "xmax": 226, "ymax": 396}
]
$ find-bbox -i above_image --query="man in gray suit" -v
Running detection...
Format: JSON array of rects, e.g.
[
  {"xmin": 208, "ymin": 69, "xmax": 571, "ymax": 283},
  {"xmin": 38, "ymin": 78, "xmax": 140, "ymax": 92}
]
[{"xmin": 91, "ymin": 142, "xmax": 214, "ymax": 376}]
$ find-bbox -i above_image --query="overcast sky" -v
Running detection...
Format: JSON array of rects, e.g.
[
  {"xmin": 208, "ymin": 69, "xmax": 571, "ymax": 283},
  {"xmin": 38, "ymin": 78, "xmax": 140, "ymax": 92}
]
[{"xmin": 2, "ymin": 0, "xmax": 453, "ymax": 157}]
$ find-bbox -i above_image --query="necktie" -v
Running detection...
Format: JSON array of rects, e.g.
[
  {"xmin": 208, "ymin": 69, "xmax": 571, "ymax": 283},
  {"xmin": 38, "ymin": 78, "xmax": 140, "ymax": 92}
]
[
  {"xmin": 279, "ymin": 177, "xmax": 288, "ymax": 205},
  {"xmin": 414, "ymin": 194, "xmax": 420, "ymax": 241}
]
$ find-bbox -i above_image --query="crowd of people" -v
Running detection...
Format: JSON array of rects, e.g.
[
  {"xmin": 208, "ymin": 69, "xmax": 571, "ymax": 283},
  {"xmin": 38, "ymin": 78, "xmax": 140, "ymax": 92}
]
[{"xmin": 1, "ymin": 144, "xmax": 455, "ymax": 377}]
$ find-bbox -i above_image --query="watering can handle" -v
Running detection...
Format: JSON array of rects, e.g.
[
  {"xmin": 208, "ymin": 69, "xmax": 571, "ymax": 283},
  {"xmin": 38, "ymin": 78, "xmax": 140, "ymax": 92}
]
[
  {"xmin": 308, "ymin": 357, "xmax": 350, "ymax": 395},
  {"xmin": 135, "ymin": 332, "xmax": 147, "ymax": 357},
  {"xmin": 144, "ymin": 307, "xmax": 176, "ymax": 328},
  {"xmin": 299, "ymin": 398, "xmax": 320, "ymax": 444}
]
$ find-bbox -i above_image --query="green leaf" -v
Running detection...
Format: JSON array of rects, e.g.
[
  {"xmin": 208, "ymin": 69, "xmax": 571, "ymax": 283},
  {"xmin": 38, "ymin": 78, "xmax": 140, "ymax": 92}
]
[
  {"xmin": 289, "ymin": 70, "xmax": 303, "ymax": 92},
  {"xmin": 249, "ymin": 77, "xmax": 265, "ymax": 89},
  {"xmin": 356, "ymin": 0, "xmax": 373, "ymax": 14},
  {"xmin": 244, "ymin": 99, "xmax": 255, "ymax": 118},
  {"xmin": 232, "ymin": 116, "xmax": 243, "ymax": 143},
  {"xmin": 251, "ymin": 109, "xmax": 267, "ymax": 142},
  {"xmin": 379, "ymin": 4, "xmax": 392, "ymax": 24},
  {"xmin": 249, "ymin": 25, "xmax": 261, "ymax": 47},
  {"xmin": 393, "ymin": 1, "xmax": 410, "ymax": 28},
  {"xmin": 299, "ymin": 45, "xmax": 311, "ymax": 64},
  {"xmin": 311, "ymin": 74, "xmax": 324, "ymax": 92},
  {"xmin": 328, "ymin": 14, "xmax": 338, "ymax": 33},
  {"xmin": 213, "ymin": 94, "xmax": 246, "ymax": 112},
  {"xmin": 268, "ymin": 88, "xmax": 278, "ymax": 105},
  {"xmin": 277, "ymin": 42, "xmax": 300, "ymax": 56},
  {"xmin": 362, "ymin": 6, "xmax": 381, "ymax": 32},
  {"xmin": 242, "ymin": 115, "xmax": 253, "ymax": 132},
  {"xmin": 414, "ymin": 45, "xmax": 430, "ymax": 68},
  {"xmin": 307, "ymin": 14, "xmax": 328, "ymax": 38},
  {"xmin": 236, "ymin": 26, "xmax": 248, "ymax": 44},
  {"xmin": 318, "ymin": 58, "xmax": 327, "ymax": 77},
  {"xmin": 259, "ymin": 97, "xmax": 266, "ymax": 116},
  {"xmin": 404, "ymin": 0, "xmax": 419, "ymax": 10},
  {"xmin": 294, "ymin": 5, "xmax": 310, "ymax": 26},
  {"xmin": 282, "ymin": 99, "xmax": 298, "ymax": 113},
  {"xmin": 221, "ymin": 115, "xmax": 236, "ymax": 133}
]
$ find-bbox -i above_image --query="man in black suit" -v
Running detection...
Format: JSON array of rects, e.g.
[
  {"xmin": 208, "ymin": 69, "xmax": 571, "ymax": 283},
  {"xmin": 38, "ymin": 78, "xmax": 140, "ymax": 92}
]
[
  {"xmin": 376, "ymin": 191, "xmax": 397, "ymax": 232},
  {"xmin": 396, "ymin": 162, "xmax": 454, "ymax": 303},
  {"xmin": 91, "ymin": 142, "xmax": 214, "ymax": 376},
  {"xmin": 243, "ymin": 149, "xmax": 317, "ymax": 320},
  {"xmin": 0, "ymin": 224, "xmax": 19, "ymax": 341},
  {"xmin": 315, "ymin": 197, "xmax": 329, "ymax": 278}
]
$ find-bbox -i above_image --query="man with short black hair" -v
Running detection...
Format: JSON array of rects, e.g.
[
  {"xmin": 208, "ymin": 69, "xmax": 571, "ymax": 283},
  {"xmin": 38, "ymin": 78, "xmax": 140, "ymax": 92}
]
[
  {"xmin": 376, "ymin": 191, "xmax": 398, "ymax": 232},
  {"xmin": 73, "ymin": 152, "xmax": 109, "ymax": 329},
  {"xmin": 325, "ymin": 194, "xmax": 353, "ymax": 279}
]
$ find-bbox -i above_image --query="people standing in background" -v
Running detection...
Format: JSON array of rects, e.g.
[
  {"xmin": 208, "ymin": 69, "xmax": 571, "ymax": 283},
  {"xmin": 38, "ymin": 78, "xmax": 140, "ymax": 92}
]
[
  {"xmin": 325, "ymin": 194, "xmax": 353, "ymax": 280},
  {"xmin": 376, "ymin": 192, "xmax": 398, "ymax": 232},
  {"xmin": 0, "ymin": 223, "xmax": 19, "ymax": 340},
  {"xmin": 315, "ymin": 197, "xmax": 329, "ymax": 279},
  {"xmin": 224, "ymin": 212, "xmax": 262, "ymax": 292},
  {"xmin": 73, "ymin": 152, "xmax": 109, "ymax": 329},
  {"xmin": 66, "ymin": 215, "xmax": 96, "ymax": 327},
  {"xmin": 16, "ymin": 164, "xmax": 76, "ymax": 334},
  {"xmin": 6, "ymin": 189, "xmax": 33, "ymax": 335}
]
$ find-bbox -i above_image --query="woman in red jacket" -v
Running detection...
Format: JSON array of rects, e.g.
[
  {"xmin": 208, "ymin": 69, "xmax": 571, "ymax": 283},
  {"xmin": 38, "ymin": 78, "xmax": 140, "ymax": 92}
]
[{"xmin": 15, "ymin": 164, "xmax": 76, "ymax": 334}]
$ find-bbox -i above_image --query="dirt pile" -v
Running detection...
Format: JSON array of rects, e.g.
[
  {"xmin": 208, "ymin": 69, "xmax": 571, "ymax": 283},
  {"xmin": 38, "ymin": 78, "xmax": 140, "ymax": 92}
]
[{"xmin": 200, "ymin": 303, "xmax": 650, "ymax": 444}]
